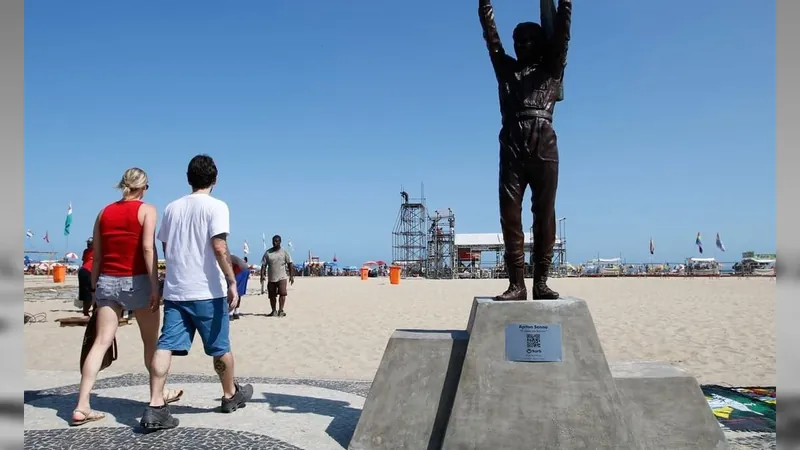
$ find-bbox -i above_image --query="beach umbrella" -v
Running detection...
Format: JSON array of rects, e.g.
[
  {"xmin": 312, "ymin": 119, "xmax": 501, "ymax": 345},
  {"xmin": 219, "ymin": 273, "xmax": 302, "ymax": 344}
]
[
  {"xmin": 363, "ymin": 261, "xmax": 379, "ymax": 266},
  {"xmin": 65, "ymin": 252, "xmax": 79, "ymax": 260}
]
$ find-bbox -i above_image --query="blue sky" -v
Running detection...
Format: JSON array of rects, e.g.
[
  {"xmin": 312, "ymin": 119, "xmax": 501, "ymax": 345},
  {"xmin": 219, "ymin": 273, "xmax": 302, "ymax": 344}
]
[{"xmin": 24, "ymin": 0, "xmax": 775, "ymax": 266}]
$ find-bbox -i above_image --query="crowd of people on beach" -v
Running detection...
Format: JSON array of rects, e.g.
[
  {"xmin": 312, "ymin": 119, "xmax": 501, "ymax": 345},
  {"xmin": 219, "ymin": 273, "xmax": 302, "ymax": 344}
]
[{"xmin": 72, "ymin": 154, "xmax": 294, "ymax": 431}]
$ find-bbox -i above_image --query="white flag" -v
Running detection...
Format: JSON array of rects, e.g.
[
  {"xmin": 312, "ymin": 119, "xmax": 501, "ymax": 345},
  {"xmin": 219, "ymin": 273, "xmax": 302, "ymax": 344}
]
[
  {"xmin": 243, "ymin": 241, "xmax": 250, "ymax": 255},
  {"xmin": 715, "ymin": 233, "xmax": 726, "ymax": 252},
  {"xmin": 25, "ymin": 230, "xmax": 33, "ymax": 238}
]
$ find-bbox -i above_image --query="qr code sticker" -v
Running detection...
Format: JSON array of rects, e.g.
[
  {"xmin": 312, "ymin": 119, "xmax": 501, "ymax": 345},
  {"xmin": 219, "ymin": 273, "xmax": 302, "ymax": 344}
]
[{"xmin": 526, "ymin": 333, "xmax": 541, "ymax": 349}]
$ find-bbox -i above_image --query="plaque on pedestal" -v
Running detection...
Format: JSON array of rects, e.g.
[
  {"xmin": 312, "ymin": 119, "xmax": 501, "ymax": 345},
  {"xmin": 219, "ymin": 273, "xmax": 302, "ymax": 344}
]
[{"xmin": 505, "ymin": 323, "xmax": 562, "ymax": 362}]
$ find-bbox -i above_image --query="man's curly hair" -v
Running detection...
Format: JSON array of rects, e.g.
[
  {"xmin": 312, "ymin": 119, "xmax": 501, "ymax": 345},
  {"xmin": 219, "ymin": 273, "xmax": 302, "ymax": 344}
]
[{"xmin": 187, "ymin": 154, "xmax": 218, "ymax": 191}]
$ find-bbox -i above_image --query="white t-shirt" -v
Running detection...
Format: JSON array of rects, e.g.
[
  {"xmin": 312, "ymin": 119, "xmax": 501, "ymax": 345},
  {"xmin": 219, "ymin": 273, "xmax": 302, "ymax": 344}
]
[{"xmin": 158, "ymin": 193, "xmax": 230, "ymax": 301}]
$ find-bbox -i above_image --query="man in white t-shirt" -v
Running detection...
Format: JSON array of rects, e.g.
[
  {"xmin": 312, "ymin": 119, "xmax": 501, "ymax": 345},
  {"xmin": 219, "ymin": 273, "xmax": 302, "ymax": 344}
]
[{"xmin": 140, "ymin": 155, "xmax": 253, "ymax": 431}]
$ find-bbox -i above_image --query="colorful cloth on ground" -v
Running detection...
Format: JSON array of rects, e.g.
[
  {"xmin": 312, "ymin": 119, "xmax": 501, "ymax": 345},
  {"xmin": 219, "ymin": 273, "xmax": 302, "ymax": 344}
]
[{"xmin": 701, "ymin": 385, "xmax": 775, "ymax": 433}]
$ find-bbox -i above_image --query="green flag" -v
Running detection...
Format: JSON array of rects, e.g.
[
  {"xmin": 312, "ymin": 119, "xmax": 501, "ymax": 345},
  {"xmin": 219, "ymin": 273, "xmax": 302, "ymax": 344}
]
[{"xmin": 64, "ymin": 203, "xmax": 72, "ymax": 236}]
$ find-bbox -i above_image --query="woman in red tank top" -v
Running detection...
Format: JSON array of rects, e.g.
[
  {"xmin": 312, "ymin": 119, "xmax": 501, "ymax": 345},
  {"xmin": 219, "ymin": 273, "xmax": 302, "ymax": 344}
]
[{"xmin": 72, "ymin": 168, "xmax": 182, "ymax": 426}]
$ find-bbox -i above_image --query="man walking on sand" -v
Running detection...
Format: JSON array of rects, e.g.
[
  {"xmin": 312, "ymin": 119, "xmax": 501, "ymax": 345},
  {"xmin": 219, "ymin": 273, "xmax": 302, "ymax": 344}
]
[
  {"xmin": 260, "ymin": 235, "xmax": 294, "ymax": 317},
  {"xmin": 140, "ymin": 154, "xmax": 253, "ymax": 431}
]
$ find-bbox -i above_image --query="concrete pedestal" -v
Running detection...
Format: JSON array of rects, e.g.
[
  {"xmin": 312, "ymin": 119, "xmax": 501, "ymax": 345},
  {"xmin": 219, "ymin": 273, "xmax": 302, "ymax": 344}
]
[
  {"xmin": 610, "ymin": 361, "xmax": 728, "ymax": 450},
  {"xmin": 351, "ymin": 297, "xmax": 724, "ymax": 450},
  {"xmin": 441, "ymin": 297, "xmax": 640, "ymax": 450},
  {"xmin": 348, "ymin": 330, "xmax": 468, "ymax": 450}
]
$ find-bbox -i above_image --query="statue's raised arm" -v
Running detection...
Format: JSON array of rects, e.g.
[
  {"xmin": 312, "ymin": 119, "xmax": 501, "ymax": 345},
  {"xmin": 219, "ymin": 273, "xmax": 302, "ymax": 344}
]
[
  {"xmin": 543, "ymin": 0, "xmax": 572, "ymax": 75},
  {"xmin": 479, "ymin": 0, "xmax": 511, "ymax": 68}
]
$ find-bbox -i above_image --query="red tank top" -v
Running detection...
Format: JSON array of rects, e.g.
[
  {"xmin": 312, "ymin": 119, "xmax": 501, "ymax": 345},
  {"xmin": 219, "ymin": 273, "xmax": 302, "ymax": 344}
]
[
  {"xmin": 99, "ymin": 200, "xmax": 148, "ymax": 276},
  {"xmin": 81, "ymin": 248, "xmax": 93, "ymax": 272}
]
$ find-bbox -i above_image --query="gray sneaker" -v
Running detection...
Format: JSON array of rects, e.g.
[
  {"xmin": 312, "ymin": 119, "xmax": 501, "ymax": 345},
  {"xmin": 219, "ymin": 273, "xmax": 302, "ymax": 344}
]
[
  {"xmin": 221, "ymin": 382, "xmax": 253, "ymax": 413},
  {"xmin": 140, "ymin": 405, "xmax": 179, "ymax": 431}
]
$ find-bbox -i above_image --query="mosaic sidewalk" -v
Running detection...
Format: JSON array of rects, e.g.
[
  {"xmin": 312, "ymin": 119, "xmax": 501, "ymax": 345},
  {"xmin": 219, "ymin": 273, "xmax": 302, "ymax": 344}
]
[
  {"xmin": 25, "ymin": 371, "xmax": 369, "ymax": 450},
  {"xmin": 24, "ymin": 370, "xmax": 775, "ymax": 449}
]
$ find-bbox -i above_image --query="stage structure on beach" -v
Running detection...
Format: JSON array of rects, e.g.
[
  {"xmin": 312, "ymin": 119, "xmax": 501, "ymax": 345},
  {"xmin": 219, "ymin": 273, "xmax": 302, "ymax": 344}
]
[
  {"xmin": 454, "ymin": 220, "xmax": 568, "ymax": 279},
  {"xmin": 391, "ymin": 189, "xmax": 567, "ymax": 280},
  {"xmin": 392, "ymin": 189, "xmax": 428, "ymax": 277},
  {"xmin": 426, "ymin": 208, "xmax": 457, "ymax": 279}
]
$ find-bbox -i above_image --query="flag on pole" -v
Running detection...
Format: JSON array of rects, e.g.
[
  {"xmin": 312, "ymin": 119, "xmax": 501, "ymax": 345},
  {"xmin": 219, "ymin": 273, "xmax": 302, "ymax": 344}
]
[
  {"xmin": 649, "ymin": 238, "xmax": 655, "ymax": 255},
  {"xmin": 333, "ymin": 253, "xmax": 338, "ymax": 262},
  {"xmin": 243, "ymin": 241, "xmax": 250, "ymax": 255},
  {"xmin": 716, "ymin": 233, "xmax": 726, "ymax": 252},
  {"xmin": 26, "ymin": 230, "xmax": 33, "ymax": 238},
  {"xmin": 43, "ymin": 231, "xmax": 50, "ymax": 243},
  {"xmin": 64, "ymin": 203, "xmax": 73, "ymax": 236},
  {"xmin": 696, "ymin": 232, "xmax": 703, "ymax": 254},
  {"xmin": 261, "ymin": 233, "xmax": 267, "ymax": 250},
  {"xmin": 287, "ymin": 240, "xmax": 294, "ymax": 252}
]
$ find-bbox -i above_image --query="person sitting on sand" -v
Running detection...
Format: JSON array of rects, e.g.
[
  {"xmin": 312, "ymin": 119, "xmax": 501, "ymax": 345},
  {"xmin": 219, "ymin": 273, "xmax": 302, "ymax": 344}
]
[{"xmin": 72, "ymin": 167, "xmax": 183, "ymax": 427}]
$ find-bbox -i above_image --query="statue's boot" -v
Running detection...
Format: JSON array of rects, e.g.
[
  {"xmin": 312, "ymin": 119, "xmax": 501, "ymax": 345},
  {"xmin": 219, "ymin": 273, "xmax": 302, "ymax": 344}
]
[
  {"xmin": 495, "ymin": 266, "xmax": 527, "ymax": 301},
  {"xmin": 532, "ymin": 264, "xmax": 559, "ymax": 300}
]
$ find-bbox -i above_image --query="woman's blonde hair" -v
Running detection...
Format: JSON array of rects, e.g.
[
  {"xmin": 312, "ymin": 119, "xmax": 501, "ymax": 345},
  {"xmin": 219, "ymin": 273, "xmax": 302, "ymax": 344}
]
[{"xmin": 116, "ymin": 167, "xmax": 148, "ymax": 197}]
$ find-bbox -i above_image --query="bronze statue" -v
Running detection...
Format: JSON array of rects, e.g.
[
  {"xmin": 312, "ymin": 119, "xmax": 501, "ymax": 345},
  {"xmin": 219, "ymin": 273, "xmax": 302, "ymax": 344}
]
[{"xmin": 479, "ymin": 0, "xmax": 572, "ymax": 300}]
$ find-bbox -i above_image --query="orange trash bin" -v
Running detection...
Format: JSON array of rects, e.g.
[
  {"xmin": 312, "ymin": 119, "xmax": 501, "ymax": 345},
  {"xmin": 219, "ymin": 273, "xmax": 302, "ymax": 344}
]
[
  {"xmin": 389, "ymin": 266, "xmax": 401, "ymax": 285},
  {"xmin": 52, "ymin": 265, "xmax": 66, "ymax": 283},
  {"xmin": 360, "ymin": 267, "xmax": 369, "ymax": 280}
]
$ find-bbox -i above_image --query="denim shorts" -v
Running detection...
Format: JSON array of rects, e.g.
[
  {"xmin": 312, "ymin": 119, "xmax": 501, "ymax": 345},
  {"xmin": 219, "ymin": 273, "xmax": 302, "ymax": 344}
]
[
  {"xmin": 235, "ymin": 271, "xmax": 249, "ymax": 297},
  {"xmin": 157, "ymin": 298, "xmax": 231, "ymax": 357},
  {"xmin": 95, "ymin": 274, "xmax": 152, "ymax": 311}
]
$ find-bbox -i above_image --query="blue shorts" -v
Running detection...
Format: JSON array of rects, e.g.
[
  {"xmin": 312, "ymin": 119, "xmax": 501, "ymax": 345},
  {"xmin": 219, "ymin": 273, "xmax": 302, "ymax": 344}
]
[
  {"xmin": 157, "ymin": 298, "xmax": 231, "ymax": 357},
  {"xmin": 235, "ymin": 271, "xmax": 249, "ymax": 297}
]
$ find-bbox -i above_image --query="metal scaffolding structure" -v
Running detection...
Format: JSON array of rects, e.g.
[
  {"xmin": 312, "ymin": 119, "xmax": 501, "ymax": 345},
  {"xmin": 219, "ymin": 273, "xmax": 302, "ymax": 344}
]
[
  {"xmin": 553, "ymin": 217, "xmax": 568, "ymax": 276},
  {"xmin": 426, "ymin": 208, "xmax": 456, "ymax": 279},
  {"xmin": 452, "ymin": 217, "xmax": 568, "ymax": 279},
  {"xmin": 526, "ymin": 217, "xmax": 568, "ymax": 276},
  {"xmin": 391, "ymin": 189, "xmax": 427, "ymax": 277}
]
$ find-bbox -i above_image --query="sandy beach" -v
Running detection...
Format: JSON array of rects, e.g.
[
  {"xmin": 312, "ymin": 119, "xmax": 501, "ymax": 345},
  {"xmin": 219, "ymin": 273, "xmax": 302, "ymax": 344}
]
[{"xmin": 24, "ymin": 275, "xmax": 775, "ymax": 386}]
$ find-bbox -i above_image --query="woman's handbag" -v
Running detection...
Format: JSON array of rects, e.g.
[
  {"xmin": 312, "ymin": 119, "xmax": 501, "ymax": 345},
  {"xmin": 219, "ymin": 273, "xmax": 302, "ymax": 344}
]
[{"xmin": 79, "ymin": 310, "xmax": 117, "ymax": 372}]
